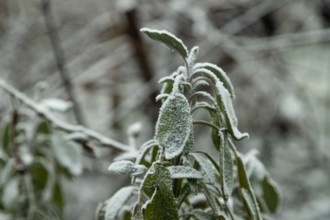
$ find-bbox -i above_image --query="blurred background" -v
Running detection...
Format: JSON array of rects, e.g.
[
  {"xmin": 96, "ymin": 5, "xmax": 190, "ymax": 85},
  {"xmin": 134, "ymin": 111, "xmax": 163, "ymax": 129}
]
[{"xmin": 0, "ymin": 0, "xmax": 329, "ymax": 219}]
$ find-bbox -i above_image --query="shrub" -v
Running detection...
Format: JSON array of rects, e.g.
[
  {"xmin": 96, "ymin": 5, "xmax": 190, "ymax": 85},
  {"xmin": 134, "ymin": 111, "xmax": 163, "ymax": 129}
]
[{"xmin": 96, "ymin": 28, "xmax": 281, "ymax": 220}]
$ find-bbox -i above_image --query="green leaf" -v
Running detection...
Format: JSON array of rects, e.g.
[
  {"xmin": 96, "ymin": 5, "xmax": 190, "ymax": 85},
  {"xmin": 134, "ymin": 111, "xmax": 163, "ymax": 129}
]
[
  {"xmin": 219, "ymin": 136, "xmax": 234, "ymax": 200},
  {"xmin": 236, "ymin": 154, "xmax": 261, "ymax": 220},
  {"xmin": 189, "ymin": 153, "xmax": 215, "ymax": 184},
  {"xmin": 155, "ymin": 94, "xmax": 193, "ymax": 159},
  {"xmin": 141, "ymin": 28, "xmax": 188, "ymax": 58},
  {"xmin": 193, "ymin": 210, "xmax": 217, "ymax": 220},
  {"xmin": 105, "ymin": 186, "xmax": 136, "ymax": 220},
  {"xmin": 108, "ymin": 160, "xmax": 147, "ymax": 176},
  {"xmin": 262, "ymin": 176, "xmax": 281, "ymax": 213},
  {"xmin": 140, "ymin": 163, "xmax": 178, "ymax": 220},
  {"xmin": 51, "ymin": 131, "xmax": 82, "ymax": 176},
  {"xmin": 167, "ymin": 166, "xmax": 203, "ymax": 179}
]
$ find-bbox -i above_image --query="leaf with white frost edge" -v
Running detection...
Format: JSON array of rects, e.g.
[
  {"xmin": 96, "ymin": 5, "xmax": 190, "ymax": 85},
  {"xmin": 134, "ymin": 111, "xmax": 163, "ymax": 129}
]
[
  {"xmin": 192, "ymin": 68, "xmax": 248, "ymax": 140},
  {"xmin": 141, "ymin": 28, "xmax": 188, "ymax": 58},
  {"xmin": 194, "ymin": 62, "xmax": 235, "ymax": 98},
  {"xmin": 167, "ymin": 166, "xmax": 203, "ymax": 179},
  {"xmin": 105, "ymin": 186, "xmax": 136, "ymax": 220},
  {"xmin": 108, "ymin": 160, "xmax": 147, "ymax": 176},
  {"xmin": 189, "ymin": 153, "xmax": 215, "ymax": 184},
  {"xmin": 140, "ymin": 162, "xmax": 178, "ymax": 220},
  {"xmin": 155, "ymin": 94, "xmax": 193, "ymax": 159}
]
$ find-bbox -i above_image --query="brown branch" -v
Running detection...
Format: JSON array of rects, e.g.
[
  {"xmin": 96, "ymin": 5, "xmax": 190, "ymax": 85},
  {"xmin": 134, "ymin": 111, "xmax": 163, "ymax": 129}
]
[{"xmin": 41, "ymin": 0, "xmax": 85, "ymax": 125}]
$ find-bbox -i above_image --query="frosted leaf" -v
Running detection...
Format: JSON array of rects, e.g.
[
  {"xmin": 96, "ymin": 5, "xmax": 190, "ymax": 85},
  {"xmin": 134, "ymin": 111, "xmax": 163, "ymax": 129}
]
[
  {"xmin": 194, "ymin": 62, "xmax": 235, "ymax": 98},
  {"xmin": 235, "ymin": 152, "xmax": 261, "ymax": 219},
  {"xmin": 108, "ymin": 160, "xmax": 147, "ymax": 176},
  {"xmin": 189, "ymin": 153, "xmax": 215, "ymax": 185},
  {"xmin": 135, "ymin": 139, "xmax": 158, "ymax": 165},
  {"xmin": 192, "ymin": 78, "xmax": 210, "ymax": 90},
  {"xmin": 140, "ymin": 28, "xmax": 188, "ymax": 58},
  {"xmin": 182, "ymin": 130, "xmax": 194, "ymax": 155},
  {"xmin": 188, "ymin": 46, "xmax": 199, "ymax": 67},
  {"xmin": 40, "ymin": 98, "xmax": 72, "ymax": 112},
  {"xmin": 155, "ymin": 94, "xmax": 193, "ymax": 159},
  {"xmin": 241, "ymin": 188, "xmax": 259, "ymax": 220},
  {"xmin": 193, "ymin": 68, "xmax": 248, "ymax": 140},
  {"xmin": 159, "ymin": 76, "xmax": 175, "ymax": 84},
  {"xmin": 140, "ymin": 162, "xmax": 178, "ymax": 220},
  {"xmin": 191, "ymin": 101, "xmax": 216, "ymax": 113},
  {"xmin": 51, "ymin": 131, "xmax": 82, "ymax": 176},
  {"xmin": 155, "ymin": 94, "xmax": 170, "ymax": 102},
  {"xmin": 167, "ymin": 166, "xmax": 203, "ymax": 179},
  {"xmin": 219, "ymin": 133, "xmax": 234, "ymax": 200},
  {"xmin": 104, "ymin": 186, "xmax": 136, "ymax": 220}
]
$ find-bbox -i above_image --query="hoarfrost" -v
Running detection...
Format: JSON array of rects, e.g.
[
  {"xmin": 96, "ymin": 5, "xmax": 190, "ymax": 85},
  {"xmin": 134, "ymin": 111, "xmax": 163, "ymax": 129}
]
[
  {"xmin": 108, "ymin": 160, "xmax": 147, "ymax": 176},
  {"xmin": 189, "ymin": 153, "xmax": 215, "ymax": 185},
  {"xmin": 104, "ymin": 186, "xmax": 135, "ymax": 220},
  {"xmin": 40, "ymin": 98, "xmax": 72, "ymax": 112},
  {"xmin": 167, "ymin": 166, "xmax": 203, "ymax": 179},
  {"xmin": 155, "ymin": 94, "xmax": 193, "ymax": 159}
]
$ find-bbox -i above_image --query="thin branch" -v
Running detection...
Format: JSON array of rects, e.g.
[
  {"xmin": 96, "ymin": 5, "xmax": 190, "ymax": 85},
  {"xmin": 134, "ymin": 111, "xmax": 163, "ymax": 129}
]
[
  {"xmin": 0, "ymin": 78, "xmax": 131, "ymax": 152},
  {"xmin": 41, "ymin": 0, "xmax": 85, "ymax": 125}
]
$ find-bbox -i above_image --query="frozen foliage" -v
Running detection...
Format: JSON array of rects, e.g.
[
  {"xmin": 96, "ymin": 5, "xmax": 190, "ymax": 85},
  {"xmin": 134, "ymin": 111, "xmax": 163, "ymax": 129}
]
[
  {"xmin": 98, "ymin": 28, "xmax": 280, "ymax": 220},
  {"xmin": 140, "ymin": 28, "xmax": 188, "ymax": 58},
  {"xmin": 167, "ymin": 166, "xmax": 203, "ymax": 179},
  {"xmin": 104, "ymin": 186, "xmax": 136, "ymax": 220},
  {"xmin": 155, "ymin": 94, "xmax": 193, "ymax": 159},
  {"xmin": 189, "ymin": 153, "xmax": 216, "ymax": 184},
  {"xmin": 108, "ymin": 160, "xmax": 146, "ymax": 176}
]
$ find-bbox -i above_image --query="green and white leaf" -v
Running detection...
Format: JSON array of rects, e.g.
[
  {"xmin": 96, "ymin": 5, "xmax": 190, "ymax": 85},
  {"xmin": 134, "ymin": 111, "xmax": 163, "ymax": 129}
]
[
  {"xmin": 167, "ymin": 166, "xmax": 203, "ymax": 179},
  {"xmin": 219, "ymin": 135, "xmax": 234, "ymax": 200},
  {"xmin": 108, "ymin": 160, "xmax": 147, "ymax": 176},
  {"xmin": 140, "ymin": 162, "xmax": 178, "ymax": 220},
  {"xmin": 189, "ymin": 153, "xmax": 215, "ymax": 184},
  {"xmin": 141, "ymin": 28, "xmax": 188, "ymax": 58},
  {"xmin": 194, "ymin": 63, "xmax": 235, "ymax": 98},
  {"xmin": 105, "ymin": 186, "xmax": 136, "ymax": 220},
  {"xmin": 155, "ymin": 94, "xmax": 193, "ymax": 159}
]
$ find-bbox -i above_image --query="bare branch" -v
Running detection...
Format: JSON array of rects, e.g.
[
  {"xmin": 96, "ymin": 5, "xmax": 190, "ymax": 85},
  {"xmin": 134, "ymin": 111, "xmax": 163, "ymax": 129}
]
[{"xmin": 0, "ymin": 78, "xmax": 131, "ymax": 152}]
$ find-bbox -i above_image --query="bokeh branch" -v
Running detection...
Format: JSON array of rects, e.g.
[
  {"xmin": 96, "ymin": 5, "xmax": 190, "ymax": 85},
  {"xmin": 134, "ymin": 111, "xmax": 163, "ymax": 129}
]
[
  {"xmin": 0, "ymin": 78, "xmax": 131, "ymax": 152},
  {"xmin": 41, "ymin": 0, "xmax": 85, "ymax": 125}
]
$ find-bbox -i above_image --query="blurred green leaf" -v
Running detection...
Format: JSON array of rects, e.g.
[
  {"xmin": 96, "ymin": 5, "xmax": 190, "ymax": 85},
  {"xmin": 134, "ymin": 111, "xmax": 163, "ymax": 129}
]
[
  {"xmin": 262, "ymin": 176, "xmax": 281, "ymax": 213},
  {"xmin": 51, "ymin": 132, "xmax": 82, "ymax": 176}
]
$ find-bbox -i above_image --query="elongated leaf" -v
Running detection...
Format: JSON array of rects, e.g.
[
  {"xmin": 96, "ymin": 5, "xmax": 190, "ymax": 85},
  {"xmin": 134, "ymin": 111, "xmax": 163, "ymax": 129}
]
[
  {"xmin": 105, "ymin": 186, "xmax": 136, "ymax": 220},
  {"xmin": 262, "ymin": 176, "xmax": 281, "ymax": 213},
  {"xmin": 236, "ymin": 154, "xmax": 261, "ymax": 220},
  {"xmin": 192, "ymin": 68, "xmax": 248, "ymax": 140},
  {"xmin": 194, "ymin": 63, "xmax": 235, "ymax": 98},
  {"xmin": 140, "ymin": 163, "xmax": 178, "ymax": 220},
  {"xmin": 51, "ymin": 131, "xmax": 82, "ymax": 176},
  {"xmin": 167, "ymin": 166, "xmax": 203, "ymax": 179},
  {"xmin": 141, "ymin": 28, "xmax": 188, "ymax": 58},
  {"xmin": 219, "ymin": 136, "xmax": 234, "ymax": 200},
  {"xmin": 155, "ymin": 94, "xmax": 193, "ymax": 159},
  {"xmin": 135, "ymin": 140, "xmax": 158, "ymax": 165},
  {"xmin": 108, "ymin": 160, "xmax": 146, "ymax": 176},
  {"xmin": 189, "ymin": 153, "xmax": 215, "ymax": 184}
]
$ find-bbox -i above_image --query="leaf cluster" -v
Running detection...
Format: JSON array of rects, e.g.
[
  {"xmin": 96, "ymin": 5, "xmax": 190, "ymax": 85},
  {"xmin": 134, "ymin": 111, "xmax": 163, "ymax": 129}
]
[{"xmin": 98, "ymin": 28, "xmax": 281, "ymax": 220}]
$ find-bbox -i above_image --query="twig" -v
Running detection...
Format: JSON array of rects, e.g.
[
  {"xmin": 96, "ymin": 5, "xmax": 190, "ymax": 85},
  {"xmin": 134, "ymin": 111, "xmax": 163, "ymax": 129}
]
[
  {"xmin": 0, "ymin": 78, "xmax": 131, "ymax": 152},
  {"xmin": 41, "ymin": 0, "xmax": 85, "ymax": 125}
]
